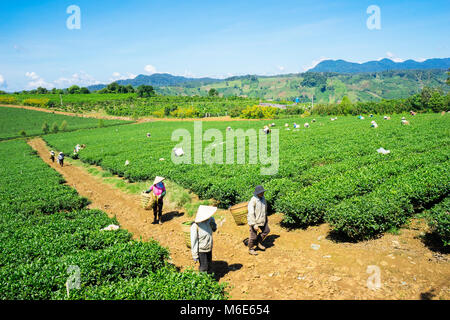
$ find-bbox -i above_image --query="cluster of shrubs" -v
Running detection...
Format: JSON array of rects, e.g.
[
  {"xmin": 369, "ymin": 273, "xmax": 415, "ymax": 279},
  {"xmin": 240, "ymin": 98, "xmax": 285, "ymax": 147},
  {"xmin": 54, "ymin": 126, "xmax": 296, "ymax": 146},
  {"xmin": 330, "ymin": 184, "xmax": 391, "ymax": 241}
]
[{"xmin": 311, "ymin": 87, "xmax": 450, "ymax": 116}]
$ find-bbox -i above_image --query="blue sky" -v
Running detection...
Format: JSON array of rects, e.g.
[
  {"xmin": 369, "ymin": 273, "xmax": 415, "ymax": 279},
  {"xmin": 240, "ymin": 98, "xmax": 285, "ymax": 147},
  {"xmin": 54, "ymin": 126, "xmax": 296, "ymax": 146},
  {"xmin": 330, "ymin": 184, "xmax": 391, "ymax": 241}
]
[{"xmin": 0, "ymin": 0, "xmax": 449, "ymax": 91}]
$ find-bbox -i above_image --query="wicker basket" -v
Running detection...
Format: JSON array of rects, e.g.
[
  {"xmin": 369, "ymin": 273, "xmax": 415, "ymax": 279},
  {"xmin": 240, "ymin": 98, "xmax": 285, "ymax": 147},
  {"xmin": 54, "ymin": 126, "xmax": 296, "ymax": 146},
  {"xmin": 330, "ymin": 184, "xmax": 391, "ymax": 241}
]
[
  {"xmin": 141, "ymin": 192, "xmax": 156, "ymax": 210},
  {"xmin": 181, "ymin": 221, "xmax": 194, "ymax": 248},
  {"xmin": 229, "ymin": 202, "xmax": 249, "ymax": 226}
]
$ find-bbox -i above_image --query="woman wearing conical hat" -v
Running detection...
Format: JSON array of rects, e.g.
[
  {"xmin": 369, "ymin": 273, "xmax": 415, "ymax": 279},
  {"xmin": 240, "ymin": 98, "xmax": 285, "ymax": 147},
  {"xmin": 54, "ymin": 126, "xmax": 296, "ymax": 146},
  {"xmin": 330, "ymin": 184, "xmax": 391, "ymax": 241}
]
[
  {"xmin": 190, "ymin": 205, "xmax": 217, "ymax": 274},
  {"xmin": 145, "ymin": 176, "xmax": 166, "ymax": 224}
]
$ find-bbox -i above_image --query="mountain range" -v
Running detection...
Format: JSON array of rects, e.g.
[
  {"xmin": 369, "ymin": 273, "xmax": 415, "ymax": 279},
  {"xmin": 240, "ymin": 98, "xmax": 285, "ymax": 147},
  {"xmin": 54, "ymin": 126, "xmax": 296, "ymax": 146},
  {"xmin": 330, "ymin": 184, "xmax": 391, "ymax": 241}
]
[
  {"xmin": 86, "ymin": 58, "xmax": 449, "ymax": 102},
  {"xmin": 308, "ymin": 58, "xmax": 450, "ymax": 73},
  {"xmin": 87, "ymin": 58, "xmax": 450, "ymax": 92}
]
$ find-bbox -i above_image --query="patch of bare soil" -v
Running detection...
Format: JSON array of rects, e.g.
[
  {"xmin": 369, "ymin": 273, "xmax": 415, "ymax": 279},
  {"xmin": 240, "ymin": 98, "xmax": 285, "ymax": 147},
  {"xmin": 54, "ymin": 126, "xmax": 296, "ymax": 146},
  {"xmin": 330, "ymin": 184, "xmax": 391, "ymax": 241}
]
[{"xmin": 28, "ymin": 137, "xmax": 449, "ymax": 300}]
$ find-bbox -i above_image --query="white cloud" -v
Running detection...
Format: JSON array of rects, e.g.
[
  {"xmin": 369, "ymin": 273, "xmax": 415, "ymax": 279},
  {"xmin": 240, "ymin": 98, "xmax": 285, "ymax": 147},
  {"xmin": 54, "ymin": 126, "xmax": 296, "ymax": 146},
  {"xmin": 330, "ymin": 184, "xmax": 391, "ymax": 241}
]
[
  {"xmin": 0, "ymin": 74, "xmax": 6, "ymax": 88},
  {"xmin": 25, "ymin": 71, "xmax": 40, "ymax": 81},
  {"xmin": 144, "ymin": 64, "xmax": 157, "ymax": 75},
  {"xmin": 25, "ymin": 72, "xmax": 54, "ymax": 89},
  {"xmin": 384, "ymin": 52, "xmax": 404, "ymax": 63},
  {"xmin": 277, "ymin": 66, "xmax": 285, "ymax": 72},
  {"xmin": 54, "ymin": 71, "xmax": 100, "ymax": 88},
  {"xmin": 109, "ymin": 72, "xmax": 137, "ymax": 82},
  {"xmin": 303, "ymin": 57, "xmax": 329, "ymax": 72},
  {"xmin": 182, "ymin": 69, "xmax": 195, "ymax": 78}
]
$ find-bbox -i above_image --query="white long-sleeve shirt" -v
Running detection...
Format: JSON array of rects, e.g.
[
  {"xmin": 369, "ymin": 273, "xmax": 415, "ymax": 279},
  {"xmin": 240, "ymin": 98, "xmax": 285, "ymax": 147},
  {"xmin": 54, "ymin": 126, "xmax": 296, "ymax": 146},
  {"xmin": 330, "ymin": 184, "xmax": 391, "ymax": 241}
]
[
  {"xmin": 190, "ymin": 217, "xmax": 217, "ymax": 260},
  {"xmin": 247, "ymin": 195, "xmax": 267, "ymax": 227}
]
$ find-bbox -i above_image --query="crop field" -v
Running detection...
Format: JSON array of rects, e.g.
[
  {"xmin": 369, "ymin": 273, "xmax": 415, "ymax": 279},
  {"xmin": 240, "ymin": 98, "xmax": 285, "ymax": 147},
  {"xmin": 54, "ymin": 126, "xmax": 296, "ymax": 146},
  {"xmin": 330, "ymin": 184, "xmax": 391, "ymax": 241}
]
[
  {"xmin": 0, "ymin": 106, "xmax": 130, "ymax": 140},
  {"xmin": 0, "ymin": 140, "xmax": 227, "ymax": 299},
  {"xmin": 0, "ymin": 94, "xmax": 263, "ymax": 117},
  {"xmin": 44, "ymin": 113, "xmax": 450, "ymax": 242}
]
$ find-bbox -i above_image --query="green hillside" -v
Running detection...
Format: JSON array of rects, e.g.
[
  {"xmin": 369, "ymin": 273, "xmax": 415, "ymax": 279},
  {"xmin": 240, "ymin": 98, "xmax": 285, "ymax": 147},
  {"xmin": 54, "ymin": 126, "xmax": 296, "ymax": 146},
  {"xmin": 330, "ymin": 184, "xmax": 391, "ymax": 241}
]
[{"xmin": 158, "ymin": 69, "xmax": 449, "ymax": 103}]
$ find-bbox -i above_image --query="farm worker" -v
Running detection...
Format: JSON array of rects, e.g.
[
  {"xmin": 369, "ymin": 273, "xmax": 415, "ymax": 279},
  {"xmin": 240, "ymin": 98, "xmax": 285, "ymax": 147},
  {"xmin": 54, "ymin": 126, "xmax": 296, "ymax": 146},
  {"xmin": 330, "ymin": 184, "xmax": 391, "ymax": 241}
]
[
  {"xmin": 57, "ymin": 152, "xmax": 64, "ymax": 167},
  {"xmin": 371, "ymin": 121, "xmax": 378, "ymax": 128},
  {"xmin": 247, "ymin": 185, "xmax": 270, "ymax": 256},
  {"xmin": 145, "ymin": 176, "xmax": 166, "ymax": 224},
  {"xmin": 147, "ymin": 132, "xmax": 151, "ymax": 138},
  {"xmin": 50, "ymin": 150, "xmax": 55, "ymax": 163},
  {"xmin": 304, "ymin": 123, "xmax": 310, "ymax": 128},
  {"xmin": 226, "ymin": 126, "xmax": 232, "ymax": 131},
  {"xmin": 190, "ymin": 205, "xmax": 217, "ymax": 274},
  {"xmin": 263, "ymin": 125, "xmax": 270, "ymax": 134}
]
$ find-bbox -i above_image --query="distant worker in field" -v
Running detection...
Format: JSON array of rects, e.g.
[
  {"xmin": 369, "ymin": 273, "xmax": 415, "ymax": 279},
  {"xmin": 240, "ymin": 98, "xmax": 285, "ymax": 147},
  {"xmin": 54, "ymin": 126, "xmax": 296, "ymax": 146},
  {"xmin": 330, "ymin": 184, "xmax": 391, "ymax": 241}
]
[
  {"xmin": 50, "ymin": 150, "xmax": 55, "ymax": 163},
  {"xmin": 263, "ymin": 125, "xmax": 271, "ymax": 134},
  {"xmin": 191, "ymin": 205, "xmax": 217, "ymax": 274},
  {"xmin": 57, "ymin": 152, "xmax": 64, "ymax": 167},
  {"xmin": 145, "ymin": 176, "xmax": 166, "ymax": 224},
  {"xmin": 247, "ymin": 185, "xmax": 270, "ymax": 256}
]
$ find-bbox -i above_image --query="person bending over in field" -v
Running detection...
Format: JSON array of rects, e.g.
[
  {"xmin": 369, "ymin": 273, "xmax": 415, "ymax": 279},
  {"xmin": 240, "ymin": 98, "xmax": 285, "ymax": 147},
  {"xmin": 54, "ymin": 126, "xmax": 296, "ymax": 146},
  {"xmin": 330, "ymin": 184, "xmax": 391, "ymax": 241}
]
[
  {"xmin": 50, "ymin": 150, "xmax": 55, "ymax": 163},
  {"xmin": 247, "ymin": 185, "xmax": 270, "ymax": 256},
  {"xmin": 145, "ymin": 176, "xmax": 166, "ymax": 224},
  {"xmin": 191, "ymin": 205, "xmax": 217, "ymax": 274},
  {"xmin": 57, "ymin": 152, "xmax": 64, "ymax": 167}
]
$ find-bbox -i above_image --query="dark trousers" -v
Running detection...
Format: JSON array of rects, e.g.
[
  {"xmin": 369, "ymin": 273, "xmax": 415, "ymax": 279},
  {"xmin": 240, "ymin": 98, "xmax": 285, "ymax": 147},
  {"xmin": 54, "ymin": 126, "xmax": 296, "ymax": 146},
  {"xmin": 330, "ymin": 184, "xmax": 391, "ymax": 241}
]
[
  {"xmin": 199, "ymin": 251, "xmax": 213, "ymax": 273},
  {"xmin": 152, "ymin": 197, "xmax": 163, "ymax": 221},
  {"xmin": 248, "ymin": 220, "xmax": 270, "ymax": 248},
  {"xmin": 50, "ymin": 156, "xmax": 55, "ymax": 163},
  {"xmin": 59, "ymin": 159, "xmax": 64, "ymax": 167}
]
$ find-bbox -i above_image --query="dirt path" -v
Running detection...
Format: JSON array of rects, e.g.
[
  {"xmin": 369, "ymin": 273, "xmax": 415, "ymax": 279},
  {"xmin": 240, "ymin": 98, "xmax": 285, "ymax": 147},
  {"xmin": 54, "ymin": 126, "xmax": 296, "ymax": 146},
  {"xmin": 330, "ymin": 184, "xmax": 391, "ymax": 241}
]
[{"xmin": 28, "ymin": 137, "xmax": 449, "ymax": 300}]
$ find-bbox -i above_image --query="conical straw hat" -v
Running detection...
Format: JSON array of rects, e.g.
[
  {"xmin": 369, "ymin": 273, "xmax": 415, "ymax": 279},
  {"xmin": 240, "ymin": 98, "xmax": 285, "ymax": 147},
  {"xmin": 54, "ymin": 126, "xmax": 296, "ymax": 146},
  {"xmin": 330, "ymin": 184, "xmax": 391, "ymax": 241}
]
[
  {"xmin": 195, "ymin": 205, "xmax": 217, "ymax": 223},
  {"xmin": 153, "ymin": 176, "xmax": 165, "ymax": 185}
]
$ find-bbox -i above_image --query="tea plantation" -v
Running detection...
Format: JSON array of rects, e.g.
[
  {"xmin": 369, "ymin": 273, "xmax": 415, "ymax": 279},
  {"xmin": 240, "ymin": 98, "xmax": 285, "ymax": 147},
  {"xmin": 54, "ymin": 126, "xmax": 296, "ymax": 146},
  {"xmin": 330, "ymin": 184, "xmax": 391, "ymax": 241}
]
[
  {"xmin": 43, "ymin": 113, "xmax": 450, "ymax": 242},
  {"xmin": 0, "ymin": 140, "xmax": 228, "ymax": 299},
  {"xmin": 0, "ymin": 106, "xmax": 130, "ymax": 141}
]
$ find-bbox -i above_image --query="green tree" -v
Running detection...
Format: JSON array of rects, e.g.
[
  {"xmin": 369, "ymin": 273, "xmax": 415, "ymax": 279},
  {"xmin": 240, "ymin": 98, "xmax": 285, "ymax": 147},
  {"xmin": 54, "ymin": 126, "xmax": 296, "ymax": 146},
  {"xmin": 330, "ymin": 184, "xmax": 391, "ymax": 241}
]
[
  {"xmin": 107, "ymin": 82, "xmax": 120, "ymax": 93},
  {"xmin": 60, "ymin": 120, "xmax": 68, "ymax": 132},
  {"xmin": 79, "ymin": 87, "xmax": 90, "ymax": 94},
  {"xmin": 428, "ymin": 92, "xmax": 445, "ymax": 112},
  {"xmin": 51, "ymin": 122, "xmax": 59, "ymax": 133},
  {"xmin": 136, "ymin": 85, "xmax": 155, "ymax": 98},
  {"xmin": 67, "ymin": 85, "xmax": 81, "ymax": 94},
  {"xmin": 338, "ymin": 96, "xmax": 353, "ymax": 114},
  {"xmin": 125, "ymin": 84, "xmax": 135, "ymax": 93},
  {"xmin": 19, "ymin": 129, "xmax": 26, "ymax": 137},
  {"xmin": 208, "ymin": 88, "xmax": 219, "ymax": 97},
  {"xmin": 42, "ymin": 121, "xmax": 49, "ymax": 134},
  {"xmin": 446, "ymin": 68, "xmax": 450, "ymax": 85},
  {"xmin": 36, "ymin": 87, "xmax": 48, "ymax": 94}
]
